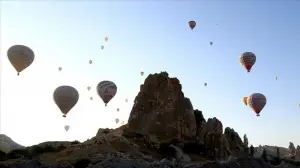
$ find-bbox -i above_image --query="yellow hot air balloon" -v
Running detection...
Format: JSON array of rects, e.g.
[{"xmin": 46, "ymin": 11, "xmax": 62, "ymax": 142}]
[
  {"xmin": 7, "ymin": 45, "xmax": 35, "ymax": 75},
  {"xmin": 53, "ymin": 85, "xmax": 79, "ymax": 117},
  {"xmin": 242, "ymin": 96, "xmax": 248, "ymax": 106}
]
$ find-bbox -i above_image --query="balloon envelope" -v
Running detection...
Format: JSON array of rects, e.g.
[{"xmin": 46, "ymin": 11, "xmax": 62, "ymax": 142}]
[
  {"xmin": 87, "ymin": 86, "xmax": 91, "ymax": 91},
  {"xmin": 58, "ymin": 67, "xmax": 62, "ymax": 71},
  {"xmin": 247, "ymin": 93, "xmax": 266, "ymax": 116},
  {"xmin": 104, "ymin": 37, "xmax": 108, "ymax": 42},
  {"xmin": 242, "ymin": 96, "xmax": 248, "ymax": 106},
  {"xmin": 210, "ymin": 42, "xmax": 213, "ymax": 45},
  {"xmin": 117, "ymin": 108, "xmax": 119, "ymax": 112},
  {"xmin": 115, "ymin": 118, "xmax": 119, "ymax": 124},
  {"xmin": 97, "ymin": 80, "xmax": 117, "ymax": 106},
  {"xmin": 101, "ymin": 45, "xmax": 104, "ymax": 50},
  {"xmin": 53, "ymin": 85, "xmax": 79, "ymax": 117},
  {"xmin": 7, "ymin": 45, "xmax": 35, "ymax": 75},
  {"xmin": 64, "ymin": 125, "xmax": 70, "ymax": 131},
  {"xmin": 141, "ymin": 72, "xmax": 144, "ymax": 76},
  {"xmin": 204, "ymin": 83, "xmax": 207, "ymax": 87},
  {"xmin": 125, "ymin": 99, "xmax": 128, "ymax": 103},
  {"xmin": 239, "ymin": 52, "xmax": 256, "ymax": 72},
  {"xmin": 188, "ymin": 20, "xmax": 196, "ymax": 30},
  {"xmin": 89, "ymin": 60, "xmax": 93, "ymax": 64}
]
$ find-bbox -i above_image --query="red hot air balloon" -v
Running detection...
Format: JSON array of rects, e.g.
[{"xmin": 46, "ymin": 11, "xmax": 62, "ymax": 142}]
[
  {"xmin": 188, "ymin": 20, "xmax": 196, "ymax": 30},
  {"xmin": 239, "ymin": 52, "xmax": 256, "ymax": 72},
  {"xmin": 140, "ymin": 71, "xmax": 144, "ymax": 76},
  {"xmin": 247, "ymin": 93, "xmax": 266, "ymax": 116}
]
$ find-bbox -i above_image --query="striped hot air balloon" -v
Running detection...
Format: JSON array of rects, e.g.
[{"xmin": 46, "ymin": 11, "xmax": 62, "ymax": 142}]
[
  {"xmin": 97, "ymin": 80, "xmax": 117, "ymax": 106},
  {"xmin": 239, "ymin": 52, "xmax": 256, "ymax": 73},
  {"xmin": 247, "ymin": 93, "xmax": 266, "ymax": 116},
  {"xmin": 188, "ymin": 20, "xmax": 196, "ymax": 30}
]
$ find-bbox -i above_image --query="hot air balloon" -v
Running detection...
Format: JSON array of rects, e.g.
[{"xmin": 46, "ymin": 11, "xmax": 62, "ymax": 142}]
[
  {"xmin": 101, "ymin": 45, "xmax": 104, "ymax": 50},
  {"xmin": 104, "ymin": 36, "xmax": 108, "ymax": 42},
  {"xmin": 247, "ymin": 93, "xmax": 266, "ymax": 116},
  {"xmin": 0, "ymin": 141, "xmax": 10, "ymax": 154},
  {"xmin": 275, "ymin": 76, "xmax": 278, "ymax": 80},
  {"xmin": 90, "ymin": 97, "xmax": 93, "ymax": 100},
  {"xmin": 125, "ymin": 99, "xmax": 128, "ymax": 103},
  {"xmin": 89, "ymin": 60, "xmax": 93, "ymax": 64},
  {"xmin": 242, "ymin": 96, "xmax": 248, "ymax": 106},
  {"xmin": 97, "ymin": 80, "xmax": 117, "ymax": 106},
  {"xmin": 87, "ymin": 86, "xmax": 91, "ymax": 91},
  {"xmin": 58, "ymin": 67, "xmax": 62, "ymax": 71},
  {"xmin": 117, "ymin": 108, "xmax": 119, "ymax": 112},
  {"xmin": 210, "ymin": 42, "xmax": 213, "ymax": 46},
  {"xmin": 7, "ymin": 45, "xmax": 35, "ymax": 75},
  {"xmin": 64, "ymin": 125, "xmax": 70, "ymax": 132},
  {"xmin": 239, "ymin": 52, "xmax": 256, "ymax": 73},
  {"xmin": 188, "ymin": 20, "xmax": 196, "ymax": 30},
  {"xmin": 204, "ymin": 83, "xmax": 207, "ymax": 87},
  {"xmin": 141, "ymin": 71, "xmax": 144, "ymax": 76},
  {"xmin": 53, "ymin": 85, "xmax": 79, "ymax": 117},
  {"xmin": 115, "ymin": 118, "xmax": 119, "ymax": 124}
]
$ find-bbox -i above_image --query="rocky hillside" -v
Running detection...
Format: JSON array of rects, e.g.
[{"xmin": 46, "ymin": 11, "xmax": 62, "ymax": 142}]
[
  {"xmin": 0, "ymin": 134, "xmax": 25, "ymax": 151},
  {"xmin": 0, "ymin": 72, "xmax": 298, "ymax": 167}
]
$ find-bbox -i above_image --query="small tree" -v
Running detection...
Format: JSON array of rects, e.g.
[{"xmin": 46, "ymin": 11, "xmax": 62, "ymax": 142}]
[
  {"xmin": 249, "ymin": 145, "xmax": 254, "ymax": 157},
  {"xmin": 243, "ymin": 134, "xmax": 249, "ymax": 148},
  {"xmin": 261, "ymin": 149, "xmax": 267, "ymax": 162}
]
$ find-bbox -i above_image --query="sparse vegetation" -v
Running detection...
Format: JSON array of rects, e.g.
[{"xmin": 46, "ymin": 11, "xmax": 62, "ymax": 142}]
[{"xmin": 71, "ymin": 140, "xmax": 80, "ymax": 145}]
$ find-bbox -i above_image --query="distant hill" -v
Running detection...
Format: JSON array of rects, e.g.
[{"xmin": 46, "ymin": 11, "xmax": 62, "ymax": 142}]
[
  {"xmin": 0, "ymin": 134, "xmax": 25, "ymax": 150},
  {"xmin": 254, "ymin": 145, "xmax": 289, "ymax": 158}
]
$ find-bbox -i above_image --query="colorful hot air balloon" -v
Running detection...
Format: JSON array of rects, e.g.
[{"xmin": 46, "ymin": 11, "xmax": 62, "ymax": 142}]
[
  {"xmin": 101, "ymin": 45, "xmax": 104, "ymax": 50},
  {"xmin": 117, "ymin": 108, "xmax": 119, "ymax": 112},
  {"xmin": 115, "ymin": 118, "xmax": 119, "ymax": 124},
  {"xmin": 58, "ymin": 67, "xmax": 62, "ymax": 71},
  {"xmin": 210, "ymin": 42, "xmax": 213, "ymax": 46},
  {"xmin": 239, "ymin": 52, "xmax": 256, "ymax": 73},
  {"xmin": 87, "ymin": 86, "xmax": 91, "ymax": 91},
  {"xmin": 141, "ymin": 71, "xmax": 144, "ymax": 76},
  {"xmin": 104, "ymin": 36, "xmax": 108, "ymax": 42},
  {"xmin": 247, "ymin": 93, "xmax": 266, "ymax": 116},
  {"xmin": 97, "ymin": 80, "xmax": 117, "ymax": 106},
  {"xmin": 89, "ymin": 60, "xmax": 93, "ymax": 64},
  {"xmin": 204, "ymin": 83, "xmax": 207, "ymax": 87},
  {"xmin": 242, "ymin": 96, "xmax": 248, "ymax": 106},
  {"xmin": 188, "ymin": 20, "xmax": 196, "ymax": 30},
  {"xmin": 53, "ymin": 85, "xmax": 79, "ymax": 117},
  {"xmin": 7, "ymin": 45, "xmax": 35, "ymax": 75},
  {"xmin": 64, "ymin": 125, "xmax": 70, "ymax": 132}
]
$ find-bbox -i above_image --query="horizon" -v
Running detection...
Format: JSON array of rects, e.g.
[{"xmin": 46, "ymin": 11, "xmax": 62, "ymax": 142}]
[{"xmin": 1, "ymin": 1, "xmax": 300, "ymax": 148}]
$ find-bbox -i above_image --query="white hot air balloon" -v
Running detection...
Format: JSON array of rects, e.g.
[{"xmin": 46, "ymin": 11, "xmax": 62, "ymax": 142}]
[
  {"xmin": 97, "ymin": 80, "xmax": 117, "ymax": 106},
  {"xmin": 64, "ymin": 125, "xmax": 70, "ymax": 131},
  {"xmin": 7, "ymin": 45, "xmax": 35, "ymax": 75}
]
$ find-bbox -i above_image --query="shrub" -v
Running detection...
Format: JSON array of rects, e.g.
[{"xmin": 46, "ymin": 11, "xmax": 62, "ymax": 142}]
[
  {"xmin": 6, "ymin": 148, "xmax": 29, "ymax": 159},
  {"xmin": 0, "ymin": 150, "xmax": 7, "ymax": 161},
  {"xmin": 73, "ymin": 158, "xmax": 91, "ymax": 168},
  {"xmin": 71, "ymin": 140, "xmax": 80, "ymax": 145}
]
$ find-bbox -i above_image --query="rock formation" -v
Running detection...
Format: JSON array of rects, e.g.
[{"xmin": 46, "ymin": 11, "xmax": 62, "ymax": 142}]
[{"xmin": 126, "ymin": 72, "xmax": 196, "ymax": 142}]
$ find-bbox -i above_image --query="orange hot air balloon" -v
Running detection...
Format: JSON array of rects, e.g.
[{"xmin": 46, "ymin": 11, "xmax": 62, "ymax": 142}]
[
  {"xmin": 188, "ymin": 20, "xmax": 196, "ymax": 30},
  {"xmin": 104, "ymin": 36, "xmax": 108, "ymax": 42},
  {"xmin": 242, "ymin": 96, "xmax": 248, "ymax": 106},
  {"xmin": 239, "ymin": 52, "xmax": 256, "ymax": 72},
  {"xmin": 247, "ymin": 93, "xmax": 266, "ymax": 116},
  {"xmin": 141, "ymin": 71, "xmax": 144, "ymax": 76}
]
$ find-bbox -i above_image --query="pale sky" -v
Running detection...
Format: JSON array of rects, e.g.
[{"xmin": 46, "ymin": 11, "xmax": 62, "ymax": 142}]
[{"xmin": 1, "ymin": 1, "xmax": 300, "ymax": 148}]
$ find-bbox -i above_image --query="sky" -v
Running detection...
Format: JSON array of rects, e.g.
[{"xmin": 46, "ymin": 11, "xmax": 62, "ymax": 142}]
[{"xmin": 1, "ymin": 1, "xmax": 300, "ymax": 147}]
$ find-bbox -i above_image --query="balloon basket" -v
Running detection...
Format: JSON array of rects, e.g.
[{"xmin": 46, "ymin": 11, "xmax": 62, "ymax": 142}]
[
  {"xmin": 63, "ymin": 115, "xmax": 66, "ymax": 117},
  {"xmin": 256, "ymin": 114, "xmax": 260, "ymax": 117}
]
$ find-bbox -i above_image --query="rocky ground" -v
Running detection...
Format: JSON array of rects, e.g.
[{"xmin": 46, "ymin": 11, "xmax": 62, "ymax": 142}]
[{"xmin": 1, "ymin": 72, "xmax": 299, "ymax": 168}]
